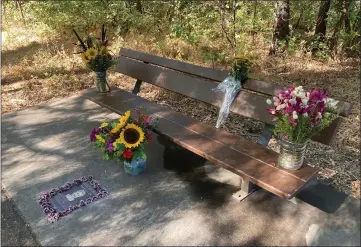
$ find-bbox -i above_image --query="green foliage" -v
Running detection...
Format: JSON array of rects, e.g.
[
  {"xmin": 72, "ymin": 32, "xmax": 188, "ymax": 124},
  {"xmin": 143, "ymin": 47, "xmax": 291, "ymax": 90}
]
[
  {"xmin": 273, "ymin": 113, "xmax": 337, "ymax": 143},
  {"xmin": 201, "ymin": 51, "xmax": 226, "ymax": 66},
  {"xmin": 2, "ymin": 0, "xmax": 359, "ymax": 60}
]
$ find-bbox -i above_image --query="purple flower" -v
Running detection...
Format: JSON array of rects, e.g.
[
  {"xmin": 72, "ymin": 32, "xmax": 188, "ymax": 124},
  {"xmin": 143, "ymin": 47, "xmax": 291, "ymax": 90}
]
[
  {"xmin": 90, "ymin": 128, "xmax": 98, "ymax": 142},
  {"xmin": 106, "ymin": 137, "xmax": 116, "ymax": 152},
  {"xmin": 309, "ymin": 88, "xmax": 327, "ymax": 103},
  {"xmin": 99, "ymin": 126, "xmax": 109, "ymax": 133}
]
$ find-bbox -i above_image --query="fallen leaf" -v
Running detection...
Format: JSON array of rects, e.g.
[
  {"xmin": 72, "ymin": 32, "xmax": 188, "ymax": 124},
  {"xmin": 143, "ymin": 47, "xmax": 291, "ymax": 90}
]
[
  {"xmin": 352, "ymin": 180, "xmax": 360, "ymax": 199},
  {"xmin": 318, "ymin": 168, "xmax": 337, "ymax": 179}
]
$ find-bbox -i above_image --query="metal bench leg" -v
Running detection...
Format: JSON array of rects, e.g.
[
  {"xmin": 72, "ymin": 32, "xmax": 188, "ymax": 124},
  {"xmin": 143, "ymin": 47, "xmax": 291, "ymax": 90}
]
[
  {"xmin": 288, "ymin": 197, "xmax": 303, "ymax": 205},
  {"xmin": 232, "ymin": 177, "xmax": 261, "ymax": 202},
  {"xmin": 231, "ymin": 124, "xmax": 273, "ymax": 202},
  {"xmin": 132, "ymin": 79, "xmax": 143, "ymax": 95},
  {"xmin": 257, "ymin": 123, "xmax": 274, "ymax": 147}
]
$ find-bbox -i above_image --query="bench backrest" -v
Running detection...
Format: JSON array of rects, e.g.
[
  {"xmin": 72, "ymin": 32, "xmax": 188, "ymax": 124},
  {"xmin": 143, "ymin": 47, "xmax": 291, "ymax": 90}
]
[{"xmin": 115, "ymin": 48, "xmax": 352, "ymax": 145}]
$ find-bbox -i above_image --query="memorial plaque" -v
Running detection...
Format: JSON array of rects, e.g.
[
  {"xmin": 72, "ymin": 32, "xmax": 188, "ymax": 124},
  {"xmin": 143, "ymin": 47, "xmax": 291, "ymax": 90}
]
[{"xmin": 37, "ymin": 176, "xmax": 108, "ymax": 222}]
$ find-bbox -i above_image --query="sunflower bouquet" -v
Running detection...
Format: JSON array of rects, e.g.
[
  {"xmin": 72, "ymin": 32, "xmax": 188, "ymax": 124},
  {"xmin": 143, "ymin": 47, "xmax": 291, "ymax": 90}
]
[
  {"xmin": 90, "ymin": 108, "xmax": 158, "ymax": 173},
  {"xmin": 73, "ymin": 25, "xmax": 115, "ymax": 92}
]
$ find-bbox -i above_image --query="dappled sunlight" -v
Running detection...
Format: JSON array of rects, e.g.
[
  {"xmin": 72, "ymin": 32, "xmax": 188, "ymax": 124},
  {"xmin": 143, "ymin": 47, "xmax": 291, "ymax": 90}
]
[{"xmin": 2, "ymin": 95, "xmax": 360, "ymax": 245}]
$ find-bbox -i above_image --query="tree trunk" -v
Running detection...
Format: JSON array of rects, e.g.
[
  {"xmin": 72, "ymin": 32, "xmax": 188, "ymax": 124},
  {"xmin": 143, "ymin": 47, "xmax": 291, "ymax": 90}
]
[
  {"xmin": 252, "ymin": 0, "xmax": 258, "ymax": 44},
  {"xmin": 269, "ymin": 0, "xmax": 291, "ymax": 55},
  {"xmin": 136, "ymin": 0, "xmax": 143, "ymax": 14},
  {"xmin": 312, "ymin": 0, "xmax": 331, "ymax": 55},
  {"xmin": 16, "ymin": 0, "xmax": 26, "ymax": 26},
  {"xmin": 294, "ymin": 9, "xmax": 304, "ymax": 29},
  {"xmin": 329, "ymin": 13, "xmax": 344, "ymax": 53},
  {"xmin": 218, "ymin": 0, "xmax": 237, "ymax": 56},
  {"xmin": 344, "ymin": 0, "xmax": 351, "ymax": 33},
  {"xmin": 329, "ymin": 0, "xmax": 351, "ymax": 53},
  {"xmin": 314, "ymin": 0, "xmax": 331, "ymax": 41}
]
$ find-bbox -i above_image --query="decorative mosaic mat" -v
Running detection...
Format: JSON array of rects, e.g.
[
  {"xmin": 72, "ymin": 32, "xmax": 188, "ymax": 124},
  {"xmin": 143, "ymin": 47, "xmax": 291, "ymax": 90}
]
[{"xmin": 37, "ymin": 176, "xmax": 108, "ymax": 222}]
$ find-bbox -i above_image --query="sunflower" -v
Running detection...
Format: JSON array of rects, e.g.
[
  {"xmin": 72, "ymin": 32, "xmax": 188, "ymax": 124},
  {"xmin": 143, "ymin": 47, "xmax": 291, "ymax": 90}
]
[
  {"xmin": 120, "ymin": 110, "xmax": 130, "ymax": 123},
  {"xmin": 110, "ymin": 111, "xmax": 131, "ymax": 134},
  {"xmin": 118, "ymin": 123, "xmax": 145, "ymax": 148},
  {"xmin": 85, "ymin": 48, "xmax": 98, "ymax": 60},
  {"xmin": 80, "ymin": 53, "xmax": 89, "ymax": 64}
]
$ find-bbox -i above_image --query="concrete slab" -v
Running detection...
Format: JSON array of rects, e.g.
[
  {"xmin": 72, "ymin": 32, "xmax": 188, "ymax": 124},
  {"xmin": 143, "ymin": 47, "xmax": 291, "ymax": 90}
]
[
  {"xmin": 1, "ymin": 192, "xmax": 40, "ymax": 246},
  {"xmin": 1, "ymin": 95, "xmax": 360, "ymax": 246}
]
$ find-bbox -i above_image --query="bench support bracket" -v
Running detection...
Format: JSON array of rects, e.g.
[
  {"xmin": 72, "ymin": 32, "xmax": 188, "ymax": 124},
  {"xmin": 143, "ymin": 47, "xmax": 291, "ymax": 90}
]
[
  {"xmin": 232, "ymin": 178, "xmax": 261, "ymax": 202},
  {"xmin": 132, "ymin": 79, "xmax": 143, "ymax": 95},
  {"xmin": 257, "ymin": 123, "xmax": 274, "ymax": 146}
]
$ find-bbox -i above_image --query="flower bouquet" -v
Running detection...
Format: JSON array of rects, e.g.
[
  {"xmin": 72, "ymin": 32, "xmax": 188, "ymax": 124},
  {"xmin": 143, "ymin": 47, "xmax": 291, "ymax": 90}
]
[
  {"xmin": 266, "ymin": 86, "xmax": 337, "ymax": 170},
  {"xmin": 73, "ymin": 24, "xmax": 115, "ymax": 93},
  {"xmin": 90, "ymin": 108, "xmax": 158, "ymax": 175},
  {"xmin": 214, "ymin": 56, "xmax": 252, "ymax": 128}
]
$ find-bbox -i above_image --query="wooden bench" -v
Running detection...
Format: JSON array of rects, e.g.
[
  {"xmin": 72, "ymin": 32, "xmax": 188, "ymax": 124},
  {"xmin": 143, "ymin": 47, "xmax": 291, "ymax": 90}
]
[{"xmin": 81, "ymin": 48, "xmax": 352, "ymax": 201}]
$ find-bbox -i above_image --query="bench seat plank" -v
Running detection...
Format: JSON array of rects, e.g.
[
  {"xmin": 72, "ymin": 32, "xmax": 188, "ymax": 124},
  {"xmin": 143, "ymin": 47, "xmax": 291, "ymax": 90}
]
[{"xmin": 81, "ymin": 87, "xmax": 318, "ymax": 199}]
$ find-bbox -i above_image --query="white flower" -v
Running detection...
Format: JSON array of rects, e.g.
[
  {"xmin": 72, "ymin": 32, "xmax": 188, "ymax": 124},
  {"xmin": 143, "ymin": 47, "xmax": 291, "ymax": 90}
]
[
  {"xmin": 292, "ymin": 111, "xmax": 298, "ymax": 119},
  {"xmin": 326, "ymin": 98, "xmax": 339, "ymax": 110},
  {"xmin": 266, "ymin": 99, "xmax": 272, "ymax": 105},
  {"xmin": 303, "ymin": 112, "xmax": 308, "ymax": 117},
  {"xmin": 302, "ymin": 98, "xmax": 308, "ymax": 105},
  {"xmin": 290, "ymin": 98, "xmax": 297, "ymax": 105}
]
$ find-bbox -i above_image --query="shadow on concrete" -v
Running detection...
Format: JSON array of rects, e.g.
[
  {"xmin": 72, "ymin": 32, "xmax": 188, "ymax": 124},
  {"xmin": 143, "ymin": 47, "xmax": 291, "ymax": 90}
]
[
  {"xmin": 296, "ymin": 180, "xmax": 348, "ymax": 214},
  {"xmin": 1, "ymin": 95, "xmax": 359, "ymax": 246}
]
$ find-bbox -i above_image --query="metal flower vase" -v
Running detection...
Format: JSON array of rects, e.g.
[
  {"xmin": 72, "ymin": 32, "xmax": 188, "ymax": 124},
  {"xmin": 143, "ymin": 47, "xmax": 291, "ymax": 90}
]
[
  {"xmin": 278, "ymin": 137, "xmax": 309, "ymax": 170},
  {"xmin": 95, "ymin": 71, "xmax": 110, "ymax": 93},
  {"xmin": 124, "ymin": 157, "xmax": 146, "ymax": 175}
]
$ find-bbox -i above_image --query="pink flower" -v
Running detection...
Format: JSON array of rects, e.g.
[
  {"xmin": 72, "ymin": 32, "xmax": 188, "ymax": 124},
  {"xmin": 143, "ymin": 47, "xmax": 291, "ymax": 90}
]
[
  {"xmin": 267, "ymin": 109, "xmax": 276, "ymax": 115},
  {"xmin": 143, "ymin": 116, "xmax": 152, "ymax": 126}
]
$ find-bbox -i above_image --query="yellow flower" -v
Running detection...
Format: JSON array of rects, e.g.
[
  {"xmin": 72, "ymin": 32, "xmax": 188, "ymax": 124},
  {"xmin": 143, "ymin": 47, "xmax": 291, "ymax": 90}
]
[
  {"xmin": 85, "ymin": 48, "xmax": 98, "ymax": 60},
  {"xmin": 120, "ymin": 110, "xmax": 130, "ymax": 124},
  {"xmin": 111, "ymin": 111, "xmax": 130, "ymax": 134},
  {"xmin": 95, "ymin": 134, "xmax": 105, "ymax": 143},
  {"xmin": 110, "ymin": 124, "xmax": 122, "ymax": 135},
  {"xmin": 113, "ymin": 141, "xmax": 118, "ymax": 150},
  {"xmin": 99, "ymin": 46, "xmax": 108, "ymax": 56},
  {"xmin": 100, "ymin": 122, "xmax": 109, "ymax": 128},
  {"xmin": 118, "ymin": 123, "xmax": 145, "ymax": 149},
  {"xmin": 80, "ymin": 53, "xmax": 89, "ymax": 64},
  {"xmin": 233, "ymin": 56, "xmax": 252, "ymax": 67}
]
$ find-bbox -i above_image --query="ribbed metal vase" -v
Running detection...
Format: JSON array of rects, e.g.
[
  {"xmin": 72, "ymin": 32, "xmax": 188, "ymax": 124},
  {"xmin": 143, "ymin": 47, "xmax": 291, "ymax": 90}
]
[
  {"xmin": 278, "ymin": 137, "xmax": 309, "ymax": 170},
  {"xmin": 95, "ymin": 71, "xmax": 109, "ymax": 93}
]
